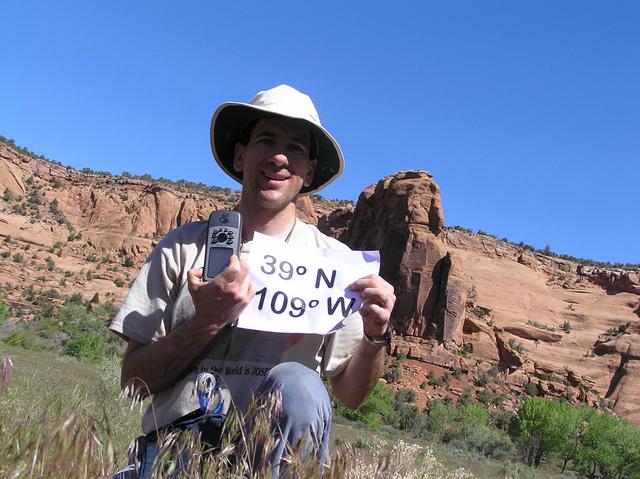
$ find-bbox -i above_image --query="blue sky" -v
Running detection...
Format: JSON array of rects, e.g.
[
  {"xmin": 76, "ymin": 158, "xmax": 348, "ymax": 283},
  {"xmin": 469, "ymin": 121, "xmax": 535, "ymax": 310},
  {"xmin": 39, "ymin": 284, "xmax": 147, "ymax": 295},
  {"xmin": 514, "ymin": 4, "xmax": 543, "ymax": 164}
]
[{"xmin": 1, "ymin": 1, "xmax": 638, "ymax": 264}]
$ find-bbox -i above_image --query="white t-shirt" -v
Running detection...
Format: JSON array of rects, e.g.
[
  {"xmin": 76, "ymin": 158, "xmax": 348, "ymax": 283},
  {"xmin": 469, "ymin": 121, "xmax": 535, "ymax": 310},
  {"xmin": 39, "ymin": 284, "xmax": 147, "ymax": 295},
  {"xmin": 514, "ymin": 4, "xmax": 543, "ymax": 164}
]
[{"xmin": 110, "ymin": 220, "xmax": 363, "ymax": 434}]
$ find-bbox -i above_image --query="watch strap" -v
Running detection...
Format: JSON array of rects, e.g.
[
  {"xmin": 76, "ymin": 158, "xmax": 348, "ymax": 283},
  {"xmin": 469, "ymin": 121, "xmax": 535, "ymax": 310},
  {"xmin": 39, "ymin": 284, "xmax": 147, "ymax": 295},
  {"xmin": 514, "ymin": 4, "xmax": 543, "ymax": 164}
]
[{"xmin": 363, "ymin": 321, "xmax": 394, "ymax": 346}]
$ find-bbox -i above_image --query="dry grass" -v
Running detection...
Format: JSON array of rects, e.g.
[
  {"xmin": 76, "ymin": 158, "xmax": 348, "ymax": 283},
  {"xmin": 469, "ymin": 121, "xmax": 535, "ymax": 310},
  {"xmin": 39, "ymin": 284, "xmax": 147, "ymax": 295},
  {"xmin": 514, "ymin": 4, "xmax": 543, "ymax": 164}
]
[{"xmin": 0, "ymin": 345, "xmax": 481, "ymax": 478}]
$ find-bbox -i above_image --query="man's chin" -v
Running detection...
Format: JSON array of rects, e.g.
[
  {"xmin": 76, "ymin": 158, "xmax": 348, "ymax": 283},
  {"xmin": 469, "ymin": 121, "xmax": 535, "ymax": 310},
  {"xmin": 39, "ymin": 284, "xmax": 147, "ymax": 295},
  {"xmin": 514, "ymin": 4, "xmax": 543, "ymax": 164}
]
[{"xmin": 256, "ymin": 190, "xmax": 297, "ymax": 210}]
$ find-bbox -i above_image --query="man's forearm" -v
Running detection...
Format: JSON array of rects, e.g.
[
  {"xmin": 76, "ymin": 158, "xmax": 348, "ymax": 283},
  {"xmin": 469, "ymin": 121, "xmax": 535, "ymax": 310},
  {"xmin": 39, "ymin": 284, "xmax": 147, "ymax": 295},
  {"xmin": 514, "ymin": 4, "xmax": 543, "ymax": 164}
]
[
  {"xmin": 330, "ymin": 340, "xmax": 385, "ymax": 410},
  {"xmin": 121, "ymin": 319, "xmax": 225, "ymax": 396}
]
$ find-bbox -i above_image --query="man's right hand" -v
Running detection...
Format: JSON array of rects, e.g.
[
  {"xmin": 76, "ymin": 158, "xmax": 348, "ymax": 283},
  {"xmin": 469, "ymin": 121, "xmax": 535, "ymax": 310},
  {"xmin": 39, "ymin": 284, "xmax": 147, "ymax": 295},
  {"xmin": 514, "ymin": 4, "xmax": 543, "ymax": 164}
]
[
  {"xmin": 121, "ymin": 256, "xmax": 255, "ymax": 396},
  {"xmin": 187, "ymin": 255, "xmax": 255, "ymax": 331}
]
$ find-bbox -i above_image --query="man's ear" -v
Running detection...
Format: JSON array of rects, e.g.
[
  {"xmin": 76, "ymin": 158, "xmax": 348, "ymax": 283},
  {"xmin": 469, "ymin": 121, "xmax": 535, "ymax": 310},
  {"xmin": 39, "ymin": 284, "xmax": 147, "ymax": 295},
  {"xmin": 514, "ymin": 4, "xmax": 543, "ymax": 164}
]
[
  {"xmin": 303, "ymin": 159, "xmax": 318, "ymax": 187},
  {"xmin": 233, "ymin": 143, "xmax": 244, "ymax": 173}
]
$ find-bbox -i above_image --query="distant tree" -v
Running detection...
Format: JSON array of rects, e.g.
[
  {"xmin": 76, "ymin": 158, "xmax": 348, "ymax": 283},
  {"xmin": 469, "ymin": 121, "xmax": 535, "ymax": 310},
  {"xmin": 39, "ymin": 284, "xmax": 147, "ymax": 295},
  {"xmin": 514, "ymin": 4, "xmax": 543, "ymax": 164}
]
[
  {"xmin": 510, "ymin": 398, "xmax": 574, "ymax": 468},
  {"xmin": 572, "ymin": 411, "xmax": 640, "ymax": 479}
]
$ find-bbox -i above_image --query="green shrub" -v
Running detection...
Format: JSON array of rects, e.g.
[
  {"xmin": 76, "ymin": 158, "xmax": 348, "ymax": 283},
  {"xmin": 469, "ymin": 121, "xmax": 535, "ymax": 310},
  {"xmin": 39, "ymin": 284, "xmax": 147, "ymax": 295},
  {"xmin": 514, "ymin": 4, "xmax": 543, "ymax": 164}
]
[
  {"xmin": 478, "ymin": 389, "xmax": 492, "ymax": 405},
  {"xmin": 0, "ymin": 297, "xmax": 7, "ymax": 325},
  {"xmin": 63, "ymin": 333, "xmax": 105, "ymax": 362},
  {"xmin": 428, "ymin": 370, "xmax": 444, "ymax": 387},
  {"xmin": 394, "ymin": 388, "xmax": 416, "ymax": 404},
  {"xmin": 27, "ymin": 188, "xmax": 43, "ymax": 205},
  {"xmin": 413, "ymin": 400, "xmax": 459, "ymax": 439},
  {"xmin": 32, "ymin": 318, "xmax": 65, "ymax": 340},
  {"xmin": 2, "ymin": 188, "xmax": 15, "ymax": 201},
  {"xmin": 386, "ymin": 401, "xmax": 420, "ymax": 432},
  {"xmin": 49, "ymin": 198, "xmax": 60, "ymax": 214},
  {"xmin": 459, "ymin": 388, "xmax": 474, "ymax": 406},
  {"xmin": 525, "ymin": 382, "xmax": 538, "ymax": 396},
  {"xmin": 66, "ymin": 292, "xmax": 84, "ymax": 305},
  {"xmin": 335, "ymin": 381, "xmax": 393, "ymax": 429},
  {"xmin": 456, "ymin": 424, "xmax": 516, "ymax": 460},
  {"xmin": 527, "ymin": 320, "xmax": 556, "ymax": 332},
  {"xmin": 475, "ymin": 371, "xmax": 491, "ymax": 387},
  {"xmin": 492, "ymin": 409, "xmax": 515, "ymax": 431},
  {"xmin": 3, "ymin": 331, "xmax": 37, "ymax": 350},
  {"xmin": 383, "ymin": 354, "xmax": 403, "ymax": 383},
  {"xmin": 386, "ymin": 389, "xmax": 419, "ymax": 431}
]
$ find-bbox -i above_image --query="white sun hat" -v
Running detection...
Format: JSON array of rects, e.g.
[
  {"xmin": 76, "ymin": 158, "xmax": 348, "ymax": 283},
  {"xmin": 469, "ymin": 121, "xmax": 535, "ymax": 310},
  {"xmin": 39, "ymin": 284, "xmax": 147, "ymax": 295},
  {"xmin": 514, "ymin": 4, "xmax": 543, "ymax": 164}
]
[{"xmin": 210, "ymin": 84, "xmax": 344, "ymax": 195}]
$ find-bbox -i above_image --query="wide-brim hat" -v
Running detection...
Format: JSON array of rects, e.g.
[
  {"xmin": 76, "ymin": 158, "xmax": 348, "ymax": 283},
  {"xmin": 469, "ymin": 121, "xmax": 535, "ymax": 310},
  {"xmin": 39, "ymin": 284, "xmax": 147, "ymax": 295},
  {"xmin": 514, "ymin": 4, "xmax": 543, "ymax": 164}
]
[{"xmin": 210, "ymin": 84, "xmax": 344, "ymax": 195}]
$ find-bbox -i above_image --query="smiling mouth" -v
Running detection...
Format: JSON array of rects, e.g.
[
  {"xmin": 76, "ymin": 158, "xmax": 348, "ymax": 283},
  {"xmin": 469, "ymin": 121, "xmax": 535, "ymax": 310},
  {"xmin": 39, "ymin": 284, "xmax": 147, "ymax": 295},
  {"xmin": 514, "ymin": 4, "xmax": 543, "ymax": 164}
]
[{"xmin": 262, "ymin": 172, "xmax": 289, "ymax": 182}]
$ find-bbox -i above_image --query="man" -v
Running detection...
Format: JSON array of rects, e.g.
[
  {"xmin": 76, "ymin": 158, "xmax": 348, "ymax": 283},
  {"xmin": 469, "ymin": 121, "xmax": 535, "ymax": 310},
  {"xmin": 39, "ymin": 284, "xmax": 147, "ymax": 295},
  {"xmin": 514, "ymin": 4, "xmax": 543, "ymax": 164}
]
[{"xmin": 110, "ymin": 85, "xmax": 395, "ymax": 476}]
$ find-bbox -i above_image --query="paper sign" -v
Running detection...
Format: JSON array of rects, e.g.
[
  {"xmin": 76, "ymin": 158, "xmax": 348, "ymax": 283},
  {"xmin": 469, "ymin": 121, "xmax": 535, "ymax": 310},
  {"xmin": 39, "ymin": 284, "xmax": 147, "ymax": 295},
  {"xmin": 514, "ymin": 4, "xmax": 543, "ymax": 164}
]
[{"xmin": 237, "ymin": 232, "xmax": 380, "ymax": 335}]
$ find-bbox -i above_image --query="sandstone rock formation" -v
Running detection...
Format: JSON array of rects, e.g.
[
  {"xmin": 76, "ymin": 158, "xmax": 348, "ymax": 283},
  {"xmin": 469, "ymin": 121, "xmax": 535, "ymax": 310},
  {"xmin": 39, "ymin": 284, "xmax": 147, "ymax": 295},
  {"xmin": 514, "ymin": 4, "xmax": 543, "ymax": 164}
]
[
  {"xmin": 317, "ymin": 204, "xmax": 354, "ymax": 241},
  {"xmin": 442, "ymin": 229, "xmax": 639, "ymax": 422},
  {"xmin": 578, "ymin": 265, "xmax": 640, "ymax": 295},
  {"xmin": 336, "ymin": 168, "xmax": 639, "ymax": 424},
  {"xmin": 342, "ymin": 170, "xmax": 468, "ymax": 345}
]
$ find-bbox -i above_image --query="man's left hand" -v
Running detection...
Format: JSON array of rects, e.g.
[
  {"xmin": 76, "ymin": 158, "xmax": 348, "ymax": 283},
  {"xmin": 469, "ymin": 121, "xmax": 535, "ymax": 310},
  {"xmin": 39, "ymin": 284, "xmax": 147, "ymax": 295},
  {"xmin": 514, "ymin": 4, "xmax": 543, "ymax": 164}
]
[{"xmin": 348, "ymin": 275, "xmax": 395, "ymax": 340}]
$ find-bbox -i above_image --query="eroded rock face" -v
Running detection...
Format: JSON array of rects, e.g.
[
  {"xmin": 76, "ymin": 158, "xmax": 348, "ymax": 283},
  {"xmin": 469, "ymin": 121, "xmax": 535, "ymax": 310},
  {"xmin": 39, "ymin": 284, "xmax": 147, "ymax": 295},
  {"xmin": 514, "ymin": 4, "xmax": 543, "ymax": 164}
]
[
  {"xmin": 502, "ymin": 326, "xmax": 563, "ymax": 343},
  {"xmin": 579, "ymin": 266, "xmax": 640, "ymax": 295},
  {"xmin": 0, "ymin": 155, "xmax": 25, "ymax": 195},
  {"xmin": 593, "ymin": 326, "xmax": 640, "ymax": 421},
  {"xmin": 317, "ymin": 204, "xmax": 354, "ymax": 241},
  {"xmin": 463, "ymin": 316, "xmax": 499, "ymax": 361},
  {"xmin": 295, "ymin": 196, "xmax": 318, "ymax": 225},
  {"xmin": 342, "ymin": 170, "xmax": 467, "ymax": 343}
]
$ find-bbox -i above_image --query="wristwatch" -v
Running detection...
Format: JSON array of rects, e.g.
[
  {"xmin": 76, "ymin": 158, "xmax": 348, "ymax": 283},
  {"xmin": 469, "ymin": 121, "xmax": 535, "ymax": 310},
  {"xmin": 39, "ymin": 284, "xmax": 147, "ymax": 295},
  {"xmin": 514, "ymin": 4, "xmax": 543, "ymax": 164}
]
[{"xmin": 363, "ymin": 321, "xmax": 394, "ymax": 347}]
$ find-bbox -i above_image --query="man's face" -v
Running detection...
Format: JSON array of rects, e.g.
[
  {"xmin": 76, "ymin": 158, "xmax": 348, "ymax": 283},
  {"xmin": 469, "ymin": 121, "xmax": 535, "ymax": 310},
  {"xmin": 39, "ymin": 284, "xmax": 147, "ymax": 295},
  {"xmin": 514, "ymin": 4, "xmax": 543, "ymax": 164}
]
[{"xmin": 233, "ymin": 117, "xmax": 317, "ymax": 212}]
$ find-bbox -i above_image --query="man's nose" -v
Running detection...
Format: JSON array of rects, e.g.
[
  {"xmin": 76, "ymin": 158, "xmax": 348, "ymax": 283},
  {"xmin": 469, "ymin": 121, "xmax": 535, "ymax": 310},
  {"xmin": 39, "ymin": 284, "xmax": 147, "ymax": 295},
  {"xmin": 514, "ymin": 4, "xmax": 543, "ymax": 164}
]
[{"xmin": 269, "ymin": 152, "xmax": 289, "ymax": 167}]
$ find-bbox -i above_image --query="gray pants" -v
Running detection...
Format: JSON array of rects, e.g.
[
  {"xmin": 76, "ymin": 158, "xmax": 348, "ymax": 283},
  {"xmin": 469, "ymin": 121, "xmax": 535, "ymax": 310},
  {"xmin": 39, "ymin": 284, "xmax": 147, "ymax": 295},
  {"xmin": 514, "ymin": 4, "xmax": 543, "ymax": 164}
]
[
  {"xmin": 257, "ymin": 362, "xmax": 333, "ymax": 476},
  {"xmin": 113, "ymin": 362, "xmax": 332, "ymax": 478}
]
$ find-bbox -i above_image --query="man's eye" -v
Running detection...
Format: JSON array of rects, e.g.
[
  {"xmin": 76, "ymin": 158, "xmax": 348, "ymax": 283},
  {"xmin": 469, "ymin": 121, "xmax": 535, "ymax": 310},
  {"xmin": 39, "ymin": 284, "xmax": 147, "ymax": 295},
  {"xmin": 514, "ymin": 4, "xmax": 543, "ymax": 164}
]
[
  {"xmin": 289, "ymin": 144, "xmax": 305, "ymax": 153},
  {"xmin": 256, "ymin": 138, "xmax": 273, "ymax": 145}
]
